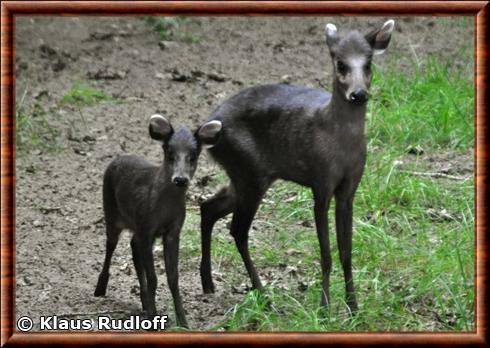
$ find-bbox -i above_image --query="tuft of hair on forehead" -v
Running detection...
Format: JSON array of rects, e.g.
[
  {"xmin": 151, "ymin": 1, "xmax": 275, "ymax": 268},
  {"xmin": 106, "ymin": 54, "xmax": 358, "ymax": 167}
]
[
  {"xmin": 333, "ymin": 31, "xmax": 372, "ymax": 58},
  {"xmin": 168, "ymin": 127, "xmax": 198, "ymax": 150}
]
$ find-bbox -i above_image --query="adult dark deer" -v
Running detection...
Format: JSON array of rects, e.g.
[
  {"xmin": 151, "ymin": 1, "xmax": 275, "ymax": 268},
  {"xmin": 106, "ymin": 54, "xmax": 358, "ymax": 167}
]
[{"xmin": 200, "ymin": 20, "xmax": 394, "ymax": 313}]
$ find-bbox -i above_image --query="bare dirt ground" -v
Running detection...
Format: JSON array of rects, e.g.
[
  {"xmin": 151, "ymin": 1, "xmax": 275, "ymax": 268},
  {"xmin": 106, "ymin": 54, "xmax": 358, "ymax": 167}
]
[{"xmin": 14, "ymin": 16, "xmax": 473, "ymax": 330}]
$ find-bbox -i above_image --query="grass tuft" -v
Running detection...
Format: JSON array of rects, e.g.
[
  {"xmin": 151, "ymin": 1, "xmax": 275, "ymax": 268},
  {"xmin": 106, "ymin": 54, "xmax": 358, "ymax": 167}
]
[
  {"xmin": 16, "ymin": 90, "xmax": 60, "ymax": 152},
  {"xmin": 60, "ymin": 83, "xmax": 115, "ymax": 107},
  {"xmin": 145, "ymin": 16, "xmax": 199, "ymax": 43},
  {"xmin": 368, "ymin": 56, "xmax": 474, "ymax": 150}
]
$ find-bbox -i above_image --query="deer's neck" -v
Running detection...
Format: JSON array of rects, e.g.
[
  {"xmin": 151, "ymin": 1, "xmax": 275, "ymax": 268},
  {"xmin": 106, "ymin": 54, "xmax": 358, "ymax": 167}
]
[{"xmin": 327, "ymin": 84, "xmax": 367, "ymax": 121}]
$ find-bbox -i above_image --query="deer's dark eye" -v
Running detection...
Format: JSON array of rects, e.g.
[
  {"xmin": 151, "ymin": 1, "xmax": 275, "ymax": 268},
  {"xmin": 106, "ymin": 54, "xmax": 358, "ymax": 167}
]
[
  {"xmin": 337, "ymin": 61, "xmax": 348, "ymax": 75},
  {"xmin": 189, "ymin": 155, "xmax": 197, "ymax": 163},
  {"xmin": 364, "ymin": 61, "xmax": 372, "ymax": 74},
  {"xmin": 167, "ymin": 152, "xmax": 175, "ymax": 162}
]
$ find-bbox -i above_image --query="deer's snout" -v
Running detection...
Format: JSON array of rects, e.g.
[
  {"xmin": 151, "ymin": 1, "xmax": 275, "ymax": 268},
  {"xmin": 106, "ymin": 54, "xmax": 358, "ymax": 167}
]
[
  {"xmin": 349, "ymin": 89, "xmax": 369, "ymax": 104},
  {"xmin": 173, "ymin": 176, "xmax": 189, "ymax": 187}
]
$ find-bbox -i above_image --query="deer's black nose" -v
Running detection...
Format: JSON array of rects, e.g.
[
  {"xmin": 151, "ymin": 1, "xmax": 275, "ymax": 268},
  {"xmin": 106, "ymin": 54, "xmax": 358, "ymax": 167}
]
[
  {"xmin": 349, "ymin": 89, "xmax": 368, "ymax": 104},
  {"xmin": 173, "ymin": 177, "xmax": 189, "ymax": 187}
]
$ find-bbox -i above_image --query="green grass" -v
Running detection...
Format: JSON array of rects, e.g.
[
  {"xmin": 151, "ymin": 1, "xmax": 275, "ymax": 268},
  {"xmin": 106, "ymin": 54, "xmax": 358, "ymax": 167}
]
[
  {"xmin": 180, "ymin": 54, "xmax": 474, "ymax": 331},
  {"xmin": 145, "ymin": 16, "xmax": 199, "ymax": 43},
  {"xmin": 17, "ymin": 83, "xmax": 117, "ymax": 152},
  {"xmin": 60, "ymin": 83, "xmax": 115, "ymax": 107},
  {"xmin": 16, "ymin": 90, "xmax": 60, "ymax": 151},
  {"xmin": 368, "ymin": 56, "xmax": 474, "ymax": 150}
]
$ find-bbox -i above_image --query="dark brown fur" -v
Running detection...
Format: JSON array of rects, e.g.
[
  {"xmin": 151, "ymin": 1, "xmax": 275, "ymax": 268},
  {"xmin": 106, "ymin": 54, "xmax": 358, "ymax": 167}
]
[
  {"xmin": 94, "ymin": 116, "xmax": 222, "ymax": 328},
  {"xmin": 200, "ymin": 20, "xmax": 394, "ymax": 313}
]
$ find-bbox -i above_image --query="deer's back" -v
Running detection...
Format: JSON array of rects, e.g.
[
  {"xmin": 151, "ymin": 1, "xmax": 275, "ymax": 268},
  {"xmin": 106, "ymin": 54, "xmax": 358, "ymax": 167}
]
[
  {"xmin": 105, "ymin": 155, "xmax": 157, "ymax": 192},
  {"xmin": 207, "ymin": 84, "xmax": 361, "ymax": 188},
  {"xmin": 104, "ymin": 155, "xmax": 159, "ymax": 230}
]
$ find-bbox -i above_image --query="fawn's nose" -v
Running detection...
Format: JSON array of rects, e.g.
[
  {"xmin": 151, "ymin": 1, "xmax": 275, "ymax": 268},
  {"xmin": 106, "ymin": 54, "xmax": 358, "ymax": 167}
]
[
  {"xmin": 173, "ymin": 176, "xmax": 189, "ymax": 187},
  {"xmin": 349, "ymin": 89, "xmax": 369, "ymax": 104}
]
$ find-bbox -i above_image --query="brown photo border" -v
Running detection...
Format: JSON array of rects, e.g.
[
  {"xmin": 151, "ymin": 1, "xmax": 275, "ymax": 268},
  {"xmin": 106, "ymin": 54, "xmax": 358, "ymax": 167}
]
[{"xmin": 1, "ymin": 1, "xmax": 488, "ymax": 346}]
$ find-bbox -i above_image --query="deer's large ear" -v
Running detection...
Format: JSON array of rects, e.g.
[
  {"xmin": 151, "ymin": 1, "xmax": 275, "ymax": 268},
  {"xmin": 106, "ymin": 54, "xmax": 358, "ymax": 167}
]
[
  {"xmin": 149, "ymin": 114, "xmax": 173, "ymax": 142},
  {"xmin": 196, "ymin": 120, "xmax": 222, "ymax": 149},
  {"xmin": 325, "ymin": 23, "xmax": 339, "ymax": 50},
  {"xmin": 365, "ymin": 19, "xmax": 395, "ymax": 55}
]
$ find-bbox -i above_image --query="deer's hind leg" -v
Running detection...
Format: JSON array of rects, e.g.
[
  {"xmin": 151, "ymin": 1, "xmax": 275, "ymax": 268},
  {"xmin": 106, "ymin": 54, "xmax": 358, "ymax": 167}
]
[
  {"xmin": 94, "ymin": 221, "xmax": 122, "ymax": 297},
  {"xmin": 229, "ymin": 177, "xmax": 271, "ymax": 292},
  {"xmin": 200, "ymin": 185, "xmax": 235, "ymax": 293}
]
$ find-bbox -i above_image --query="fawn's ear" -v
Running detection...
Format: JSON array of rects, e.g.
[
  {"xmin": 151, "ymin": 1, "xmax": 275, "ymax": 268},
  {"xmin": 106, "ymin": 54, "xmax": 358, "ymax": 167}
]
[
  {"xmin": 196, "ymin": 120, "xmax": 222, "ymax": 149},
  {"xmin": 325, "ymin": 23, "xmax": 339, "ymax": 50},
  {"xmin": 149, "ymin": 114, "xmax": 173, "ymax": 142},
  {"xmin": 365, "ymin": 19, "xmax": 395, "ymax": 55}
]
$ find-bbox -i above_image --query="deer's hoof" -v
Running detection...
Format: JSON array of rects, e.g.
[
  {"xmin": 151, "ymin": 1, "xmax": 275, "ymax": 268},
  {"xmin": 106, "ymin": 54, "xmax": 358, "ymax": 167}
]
[
  {"xmin": 203, "ymin": 286, "xmax": 215, "ymax": 294},
  {"xmin": 177, "ymin": 319, "xmax": 189, "ymax": 329},
  {"xmin": 202, "ymin": 281, "xmax": 215, "ymax": 294},
  {"xmin": 94, "ymin": 288, "xmax": 106, "ymax": 297},
  {"xmin": 347, "ymin": 300, "xmax": 359, "ymax": 315},
  {"xmin": 144, "ymin": 310, "xmax": 157, "ymax": 321}
]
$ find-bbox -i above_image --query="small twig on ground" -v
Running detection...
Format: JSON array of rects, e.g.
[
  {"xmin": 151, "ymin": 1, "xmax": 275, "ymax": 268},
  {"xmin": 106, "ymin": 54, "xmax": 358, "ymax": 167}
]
[
  {"xmin": 77, "ymin": 107, "xmax": 88, "ymax": 131},
  {"xmin": 93, "ymin": 216, "xmax": 104, "ymax": 224},
  {"xmin": 315, "ymin": 78, "xmax": 328, "ymax": 89},
  {"xmin": 40, "ymin": 206, "xmax": 62, "ymax": 214},
  {"xmin": 406, "ymin": 35, "xmax": 421, "ymax": 68},
  {"xmin": 113, "ymin": 83, "xmax": 129, "ymax": 99},
  {"xmin": 82, "ymin": 216, "xmax": 104, "ymax": 229},
  {"xmin": 400, "ymin": 170, "xmax": 471, "ymax": 181}
]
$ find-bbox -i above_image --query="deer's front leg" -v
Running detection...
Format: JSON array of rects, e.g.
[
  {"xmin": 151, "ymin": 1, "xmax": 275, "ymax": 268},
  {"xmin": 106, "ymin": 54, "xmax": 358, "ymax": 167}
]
[
  {"xmin": 140, "ymin": 235, "xmax": 157, "ymax": 318},
  {"xmin": 130, "ymin": 235, "xmax": 148, "ymax": 311},
  {"xmin": 163, "ymin": 226, "xmax": 188, "ymax": 328},
  {"xmin": 313, "ymin": 189, "xmax": 333, "ymax": 308},
  {"xmin": 335, "ymin": 184, "xmax": 359, "ymax": 313}
]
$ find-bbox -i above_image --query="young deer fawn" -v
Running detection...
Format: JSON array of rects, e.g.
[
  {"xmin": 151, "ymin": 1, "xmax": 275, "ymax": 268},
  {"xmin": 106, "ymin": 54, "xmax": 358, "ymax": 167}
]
[
  {"xmin": 94, "ymin": 115, "xmax": 222, "ymax": 327},
  {"xmin": 200, "ymin": 20, "xmax": 395, "ymax": 313}
]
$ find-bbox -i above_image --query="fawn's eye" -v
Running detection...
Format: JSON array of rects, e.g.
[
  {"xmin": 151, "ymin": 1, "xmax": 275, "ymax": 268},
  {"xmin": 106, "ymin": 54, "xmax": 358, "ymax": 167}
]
[
  {"xmin": 167, "ymin": 152, "xmax": 175, "ymax": 161},
  {"xmin": 337, "ymin": 61, "xmax": 348, "ymax": 75},
  {"xmin": 189, "ymin": 155, "xmax": 197, "ymax": 163}
]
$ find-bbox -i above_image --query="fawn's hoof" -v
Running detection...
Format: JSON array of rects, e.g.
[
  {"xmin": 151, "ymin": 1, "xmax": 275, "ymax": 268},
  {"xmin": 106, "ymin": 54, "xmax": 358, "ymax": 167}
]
[
  {"xmin": 176, "ymin": 319, "xmax": 189, "ymax": 329},
  {"xmin": 144, "ymin": 308, "xmax": 157, "ymax": 320},
  {"xmin": 202, "ymin": 282, "xmax": 215, "ymax": 294},
  {"xmin": 94, "ymin": 288, "xmax": 106, "ymax": 297}
]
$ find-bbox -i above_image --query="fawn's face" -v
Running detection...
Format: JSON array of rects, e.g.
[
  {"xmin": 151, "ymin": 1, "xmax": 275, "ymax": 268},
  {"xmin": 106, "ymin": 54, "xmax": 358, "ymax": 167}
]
[
  {"xmin": 164, "ymin": 128, "xmax": 199, "ymax": 187},
  {"xmin": 149, "ymin": 115, "xmax": 222, "ymax": 188},
  {"xmin": 325, "ymin": 20, "xmax": 394, "ymax": 105}
]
